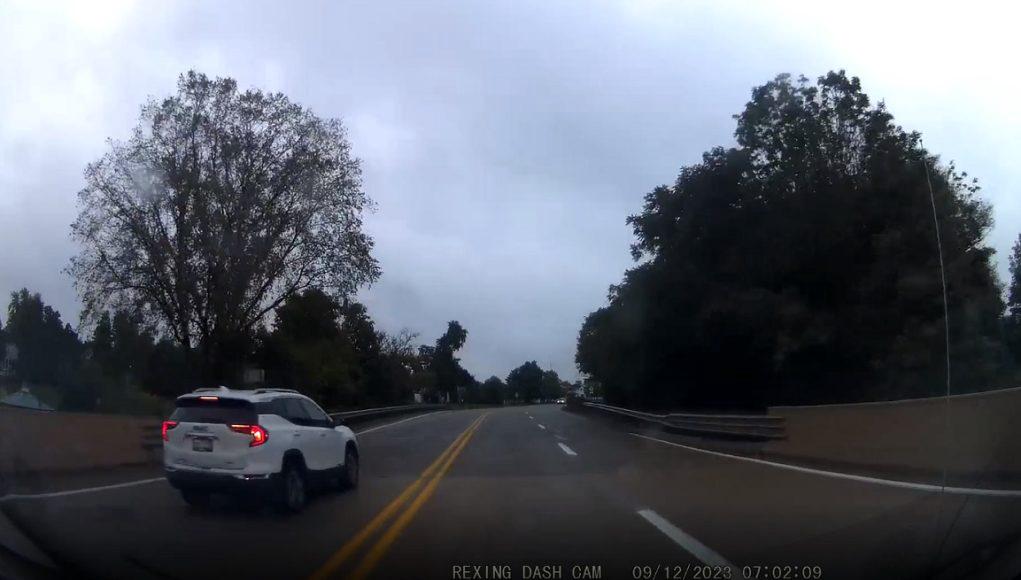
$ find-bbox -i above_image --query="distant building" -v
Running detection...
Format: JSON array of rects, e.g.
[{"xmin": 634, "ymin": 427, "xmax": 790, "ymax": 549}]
[
  {"xmin": 580, "ymin": 378, "xmax": 601, "ymax": 398},
  {"xmin": 0, "ymin": 343, "xmax": 17, "ymax": 378},
  {"xmin": 1, "ymin": 385, "xmax": 54, "ymax": 411}
]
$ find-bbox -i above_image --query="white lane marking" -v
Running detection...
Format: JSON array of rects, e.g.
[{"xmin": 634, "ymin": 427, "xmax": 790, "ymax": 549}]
[
  {"xmin": 355, "ymin": 411, "xmax": 449, "ymax": 435},
  {"xmin": 1, "ymin": 410, "xmax": 452, "ymax": 502},
  {"xmin": 638, "ymin": 509, "xmax": 737, "ymax": 572},
  {"xmin": 537, "ymin": 424, "xmax": 546, "ymax": 430},
  {"xmin": 558, "ymin": 442, "xmax": 577, "ymax": 456},
  {"xmin": 630, "ymin": 433, "xmax": 1021, "ymax": 498},
  {"xmin": 0, "ymin": 477, "xmax": 165, "ymax": 502}
]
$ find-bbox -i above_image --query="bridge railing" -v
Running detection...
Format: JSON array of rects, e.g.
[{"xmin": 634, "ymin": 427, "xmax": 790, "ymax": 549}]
[
  {"xmin": 329, "ymin": 403, "xmax": 448, "ymax": 424},
  {"xmin": 577, "ymin": 400, "xmax": 787, "ymax": 440}
]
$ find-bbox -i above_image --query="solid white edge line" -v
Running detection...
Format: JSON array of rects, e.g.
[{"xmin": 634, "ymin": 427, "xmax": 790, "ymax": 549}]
[
  {"xmin": 637, "ymin": 509, "xmax": 737, "ymax": 571},
  {"xmin": 537, "ymin": 424, "xmax": 546, "ymax": 430},
  {"xmin": 355, "ymin": 410, "xmax": 450, "ymax": 435},
  {"xmin": 0, "ymin": 477, "xmax": 166, "ymax": 502},
  {"xmin": 558, "ymin": 442, "xmax": 578, "ymax": 456},
  {"xmin": 2, "ymin": 410, "xmax": 453, "ymax": 502},
  {"xmin": 629, "ymin": 432, "xmax": 1021, "ymax": 497}
]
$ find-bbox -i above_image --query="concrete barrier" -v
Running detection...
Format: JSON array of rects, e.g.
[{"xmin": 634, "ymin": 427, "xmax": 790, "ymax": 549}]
[
  {"xmin": 330, "ymin": 403, "xmax": 448, "ymax": 424},
  {"xmin": 766, "ymin": 386, "xmax": 1021, "ymax": 484},
  {"xmin": 0, "ymin": 405, "xmax": 161, "ymax": 475}
]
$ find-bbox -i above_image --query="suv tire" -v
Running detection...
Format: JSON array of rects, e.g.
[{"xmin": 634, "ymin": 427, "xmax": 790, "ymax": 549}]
[
  {"xmin": 341, "ymin": 447, "xmax": 359, "ymax": 490},
  {"xmin": 278, "ymin": 462, "xmax": 307, "ymax": 513}
]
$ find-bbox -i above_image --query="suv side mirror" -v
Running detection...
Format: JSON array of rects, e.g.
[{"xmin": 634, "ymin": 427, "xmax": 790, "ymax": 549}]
[{"xmin": 332, "ymin": 416, "xmax": 345, "ymax": 427}]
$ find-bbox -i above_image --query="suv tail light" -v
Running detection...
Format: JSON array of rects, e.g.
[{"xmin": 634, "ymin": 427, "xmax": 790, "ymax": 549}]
[
  {"xmin": 230, "ymin": 424, "xmax": 269, "ymax": 447},
  {"xmin": 161, "ymin": 421, "xmax": 178, "ymax": 441}
]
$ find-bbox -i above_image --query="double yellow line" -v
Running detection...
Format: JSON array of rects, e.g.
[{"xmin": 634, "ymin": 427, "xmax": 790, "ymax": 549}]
[{"xmin": 308, "ymin": 413, "xmax": 487, "ymax": 580}]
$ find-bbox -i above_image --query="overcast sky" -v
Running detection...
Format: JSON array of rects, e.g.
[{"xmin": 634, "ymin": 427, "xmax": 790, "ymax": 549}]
[{"xmin": 1, "ymin": 0, "xmax": 1019, "ymax": 381}]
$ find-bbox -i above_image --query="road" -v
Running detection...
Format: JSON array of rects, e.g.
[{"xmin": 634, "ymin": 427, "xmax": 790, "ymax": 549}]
[{"xmin": 4, "ymin": 405, "xmax": 1021, "ymax": 579}]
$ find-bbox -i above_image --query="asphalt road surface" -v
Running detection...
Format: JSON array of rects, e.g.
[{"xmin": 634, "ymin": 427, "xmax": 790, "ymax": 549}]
[{"xmin": 4, "ymin": 405, "xmax": 1021, "ymax": 580}]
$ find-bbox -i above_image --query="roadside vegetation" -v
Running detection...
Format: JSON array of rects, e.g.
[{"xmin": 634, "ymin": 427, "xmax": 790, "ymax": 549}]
[{"xmin": 577, "ymin": 71, "xmax": 1021, "ymax": 410}]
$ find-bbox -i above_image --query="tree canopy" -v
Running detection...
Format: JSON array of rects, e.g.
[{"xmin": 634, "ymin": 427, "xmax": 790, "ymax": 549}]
[
  {"xmin": 577, "ymin": 71, "xmax": 1007, "ymax": 410},
  {"xmin": 69, "ymin": 71, "xmax": 379, "ymax": 383},
  {"xmin": 5, "ymin": 289, "xmax": 80, "ymax": 389}
]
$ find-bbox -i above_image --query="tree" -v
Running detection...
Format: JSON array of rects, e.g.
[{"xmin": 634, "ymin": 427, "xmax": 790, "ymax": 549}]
[
  {"xmin": 5, "ymin": 289, "xmax": 89, "ymax": 408},
  {"xmin": 259, "ymin": 289, "xmax": 360, "ymax": 408},
  {"xmin": 425, "ymin": 321, "xmax": 473, "ymax": 402},
  {"xmin": 69, "ymin": 71, "xmax": 379, "ymax": 384},
  {"xmin": 90, "ymin": 310, "xmax": 155, "ymax": 385},
  {"xmin": 577, "ymin": 71, "xmax": 1006, "ymax": 409},
  {"xmin": 1004, "ymin": 234, "xmax": 1021, "ymax": 362},
  {"xmin": 142, "ymin": 338, "xmax": 194, "ymax": 398},
  {"xmin": 481, "ymin": 376, "xmax": 505, "ymax": 405},
  {"xmin": 506, "ymin": 361, "xmax": 544, "ymax": 402},
  {"xmin": 5, "ymin": 289, "xmax": 81, "ymax": 388},
  {"xmin": 540, "ymin": 369, "xmax": 564, "ymax": 401},
  {"xmin": 376, "ymin": 329, "xmax": 422, "ymax": 404}
]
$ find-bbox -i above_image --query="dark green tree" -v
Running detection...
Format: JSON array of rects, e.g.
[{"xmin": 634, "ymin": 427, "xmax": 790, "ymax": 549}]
[
  {"xmin": 90, "ymin": 310, "xmax": 155, "ymax": 385},
  {"xmin": 1003, "ymin": 234, "xmax": 1021, "ymax": 362},
  {"xmin": 376, "ymin": 329, "xmax": 422, "ymax": 405},
  {"xmin": 5, "ymin": 289, "xmax": 81, "ymax": 388},
  {"xmin": 426, "ymin": 321, "xmax": 473, "ymax": 402},
  {"xmin": 481, "ymin": 376, "xmax": 506, "ymax": 405},
  {"xmin": 577, "ymin": 71, "xmax": 1006, "ymax": 409},
  {"xmin": 506, "ymin": 361, "xmax": 544, "ymax": 402},
  {"xmin": 540, "ymin": 369, "xmax": 564, "ymax": 401},
  {"xmin": 259, "ymin": 289, "xmax": 361, "ymax": 408},
  {"xmin": 142, "ymin": 339, "xmax": 194, "ymax": 398},
  {"xmin": 5, "ymin": 289, "xmax": 88, "ymax": 408}
]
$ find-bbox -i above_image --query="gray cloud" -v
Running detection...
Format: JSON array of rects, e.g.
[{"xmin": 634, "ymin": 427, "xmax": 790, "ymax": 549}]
[{"xmin": 2, "ymin": 0, "xmax": 1020, "ymax": 381}]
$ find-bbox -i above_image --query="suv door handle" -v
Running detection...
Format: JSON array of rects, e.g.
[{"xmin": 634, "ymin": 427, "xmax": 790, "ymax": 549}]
[{"xmin": 294, "ymin": 433, "xmax": 302, "ymax": 438}]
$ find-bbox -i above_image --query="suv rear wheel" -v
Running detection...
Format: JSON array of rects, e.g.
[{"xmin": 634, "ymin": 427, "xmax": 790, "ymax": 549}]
[
  {"xmin": 342, "ymin": 447, "xmax": 359, "ymax": 490},
  {"xmin": 278, "ymin": 462, "xmax": 307, "ymax": 512}
]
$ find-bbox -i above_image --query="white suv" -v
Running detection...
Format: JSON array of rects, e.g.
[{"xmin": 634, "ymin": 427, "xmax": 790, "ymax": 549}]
[{"xmin": 162, "ymin": 387, "xmax": 359, "ymax": 512}]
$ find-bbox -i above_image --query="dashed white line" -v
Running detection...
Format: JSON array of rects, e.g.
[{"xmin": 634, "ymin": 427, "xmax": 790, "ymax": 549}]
[
  {"xmin": 0, "ymin": 477, "xmax": 166, "ymax": 502},
  {"xmin": 537, "ymin": 424, "xmax": 546, "ymax": 430},
  {"xmin": 557, "ymin": 442, "xmax": 577, "ymax": 456},
  {"xmin": 355, "ymin": 410, "xmax": 449, "ymax": 435},
  {"xmin": 630, "ymin": 432, "xmax": 1021, "ymax": 497},
  {"xmin": 638, "ymin": 509, "xmax": 737, "ymax": 572}
]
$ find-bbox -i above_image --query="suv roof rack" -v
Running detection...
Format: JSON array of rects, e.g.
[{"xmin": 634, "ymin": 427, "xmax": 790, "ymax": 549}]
[{"xmin": 253, "ymin": 388, "xmax": 300, "ymax": 394}]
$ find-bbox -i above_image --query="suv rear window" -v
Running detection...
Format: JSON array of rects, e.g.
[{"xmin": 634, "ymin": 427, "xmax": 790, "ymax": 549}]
[{"xmin": 170, "ymin": 397, "xmax": 257, "ymax": 424}]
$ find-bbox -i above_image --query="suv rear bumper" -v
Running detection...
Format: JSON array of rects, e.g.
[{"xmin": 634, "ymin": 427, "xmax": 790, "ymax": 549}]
[{"xmin": 165, "ymin": 467, "xmax": 278, "ymax": 494}]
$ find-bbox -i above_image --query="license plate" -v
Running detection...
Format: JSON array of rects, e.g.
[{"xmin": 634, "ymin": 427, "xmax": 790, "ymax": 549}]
[{"xmin": 192, "ymin": 438, "xmax": 213, "ymax": 452}]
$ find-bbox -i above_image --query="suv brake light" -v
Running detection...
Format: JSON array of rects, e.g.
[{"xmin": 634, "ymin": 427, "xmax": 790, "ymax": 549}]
[
  {"xmin": 230, "ymin": 424, "xmax": 269, "ymax": 447},
  {"xmin": 161, "ymin": 421, "xmax": 178, "ymax": 441}
]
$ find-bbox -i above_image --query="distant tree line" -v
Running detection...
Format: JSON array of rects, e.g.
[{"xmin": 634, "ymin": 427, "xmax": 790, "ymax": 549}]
[
  {"xmin": 577, "ymin": 71, "xmax": 1021, "ymax": 410},
  {"xmin": 0, "ymin": 287, "xmax": 487, "ymax": 412},
  {"xmin": 0, "ymin": 286, "xmax": 578, "ymax": 412}
]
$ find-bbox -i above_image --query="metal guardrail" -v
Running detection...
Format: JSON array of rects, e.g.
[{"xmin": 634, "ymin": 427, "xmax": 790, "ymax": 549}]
[
  {"xmin": 329, "ymin": 403, "xmax": 448, "ymax": 424},
  {"xmin": 579, "ymin": 400, "xmax": 787, "ymax": 440}
]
